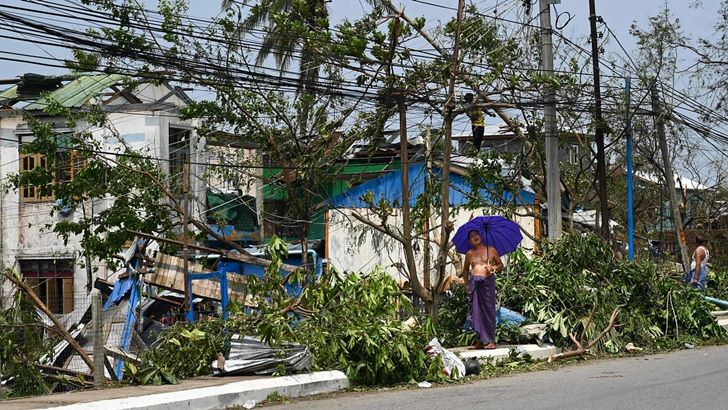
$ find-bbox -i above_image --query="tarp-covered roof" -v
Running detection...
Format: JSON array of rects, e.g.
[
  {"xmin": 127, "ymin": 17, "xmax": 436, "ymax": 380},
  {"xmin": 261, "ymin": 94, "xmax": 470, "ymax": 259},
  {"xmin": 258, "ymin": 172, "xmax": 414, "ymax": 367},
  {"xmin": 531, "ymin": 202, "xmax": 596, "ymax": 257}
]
[
  {"xmin": 327, "ymin": 162, "xmax": 534, "ymax": 208},
  {"xmin": 24, "ymin": 74, "xmax": 126, "ymax": 110}
]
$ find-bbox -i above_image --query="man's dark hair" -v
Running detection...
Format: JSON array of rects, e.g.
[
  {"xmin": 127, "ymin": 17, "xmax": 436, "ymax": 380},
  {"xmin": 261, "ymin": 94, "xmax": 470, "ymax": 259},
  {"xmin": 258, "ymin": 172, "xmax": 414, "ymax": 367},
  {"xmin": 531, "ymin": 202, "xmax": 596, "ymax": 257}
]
[
  {"xmin": 464, "ymin": 92, "xmax": 474, "ymax": 103},
  {"xmin": 695, "ymin": 235, "xmax": 706, "ymax": 245}
]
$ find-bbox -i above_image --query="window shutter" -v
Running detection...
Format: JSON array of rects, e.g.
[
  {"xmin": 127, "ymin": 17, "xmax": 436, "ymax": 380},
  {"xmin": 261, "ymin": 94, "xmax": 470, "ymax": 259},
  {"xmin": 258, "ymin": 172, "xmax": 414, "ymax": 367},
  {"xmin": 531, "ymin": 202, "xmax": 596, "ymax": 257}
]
[{"xmin": 62, "ymin": 278, "xmax": 74, "ymax": 314}]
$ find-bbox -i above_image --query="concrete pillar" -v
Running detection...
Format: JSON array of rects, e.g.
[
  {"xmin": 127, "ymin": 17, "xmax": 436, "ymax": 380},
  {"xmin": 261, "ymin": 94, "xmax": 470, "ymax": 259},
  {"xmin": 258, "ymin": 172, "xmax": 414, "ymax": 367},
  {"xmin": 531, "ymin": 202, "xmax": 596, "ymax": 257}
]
[{"xmin": 91, "ymin": 289, "xmax": 105, "ymax": 386}]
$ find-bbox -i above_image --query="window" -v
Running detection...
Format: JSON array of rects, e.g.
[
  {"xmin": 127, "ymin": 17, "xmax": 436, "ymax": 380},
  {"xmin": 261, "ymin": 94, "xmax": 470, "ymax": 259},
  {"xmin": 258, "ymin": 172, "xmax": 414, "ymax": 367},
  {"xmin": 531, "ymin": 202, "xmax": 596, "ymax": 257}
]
[
  {"xmin": 19, "ymin": 153, "xmax": 53, "ymax": 202},
  {"xmin": 19, "ymin": 259, "xmax": 74, "ymax": 314},
  {"xmin": 19, "ymin": 150, "xmax": 86, "ymax": 203},
  {"xmin": 568, "ymin": 145, "xmax": 580, "ymax": 165},
  {"xmin": 169, "ymin": 127, "xmax": 191, "ymax": 193},
  {"xmin": 56, "ymin": 151, "xmax": 86, "ymax": 183}
]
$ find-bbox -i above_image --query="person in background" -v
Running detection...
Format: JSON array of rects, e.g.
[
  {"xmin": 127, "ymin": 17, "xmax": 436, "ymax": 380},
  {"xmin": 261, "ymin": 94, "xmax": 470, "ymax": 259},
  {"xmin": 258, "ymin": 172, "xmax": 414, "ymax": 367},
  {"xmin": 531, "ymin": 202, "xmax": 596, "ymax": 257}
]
[
  {"xmin": 685, "ymin": 235, "xmax": 710, "ymax": 291},
  {"xmin": 463, "ymin": 93, "xmax": 485, "ymax": 151}
]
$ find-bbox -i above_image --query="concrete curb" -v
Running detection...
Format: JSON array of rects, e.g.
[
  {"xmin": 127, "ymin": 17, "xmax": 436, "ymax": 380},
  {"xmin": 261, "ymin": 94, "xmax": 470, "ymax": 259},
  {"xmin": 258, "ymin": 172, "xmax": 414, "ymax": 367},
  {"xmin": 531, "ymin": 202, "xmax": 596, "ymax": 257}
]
[
  {"xmin": 43, "ymin": 371, "xmax": 349, "ymax": 410},
  {"xmin": 453, "ymin": 344, "xmax": 560, "ymax": 362}
]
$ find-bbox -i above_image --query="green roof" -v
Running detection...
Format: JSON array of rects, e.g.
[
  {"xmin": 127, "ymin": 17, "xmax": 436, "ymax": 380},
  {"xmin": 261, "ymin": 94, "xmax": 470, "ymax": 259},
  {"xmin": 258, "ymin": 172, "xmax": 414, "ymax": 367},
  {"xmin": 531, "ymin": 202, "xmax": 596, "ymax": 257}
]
[
  {"xmin": 24, "ymin": 74, "xmax": 126, "ymax": 110},
  {"xmin": 0, "ymin": 85, "xmax": 18, "ymax": 104}
]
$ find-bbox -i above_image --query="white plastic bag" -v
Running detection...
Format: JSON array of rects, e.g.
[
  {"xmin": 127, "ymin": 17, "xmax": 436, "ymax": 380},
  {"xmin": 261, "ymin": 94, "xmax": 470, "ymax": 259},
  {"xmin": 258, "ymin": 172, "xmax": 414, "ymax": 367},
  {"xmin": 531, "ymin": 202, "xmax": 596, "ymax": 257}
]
[{"xmin": 424, "ymin": 338, "xmax": 465, "ymax": 379}]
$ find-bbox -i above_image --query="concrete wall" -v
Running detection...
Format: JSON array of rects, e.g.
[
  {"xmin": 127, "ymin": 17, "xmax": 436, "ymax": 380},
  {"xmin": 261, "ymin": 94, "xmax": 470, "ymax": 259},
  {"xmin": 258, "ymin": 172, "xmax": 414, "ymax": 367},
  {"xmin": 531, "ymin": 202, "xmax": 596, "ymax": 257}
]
[{"xmin": 327, "ymin": 207, "xmax": 536, "ymax": 284}]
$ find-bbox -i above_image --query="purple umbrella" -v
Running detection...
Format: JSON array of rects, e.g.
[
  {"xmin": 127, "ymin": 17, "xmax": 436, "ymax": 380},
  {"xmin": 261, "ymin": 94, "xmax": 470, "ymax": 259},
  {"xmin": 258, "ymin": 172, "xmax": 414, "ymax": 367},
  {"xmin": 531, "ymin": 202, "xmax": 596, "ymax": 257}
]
[{"xmin": 452, "ymin": 215, "xmax": 523, "ymax": 255}]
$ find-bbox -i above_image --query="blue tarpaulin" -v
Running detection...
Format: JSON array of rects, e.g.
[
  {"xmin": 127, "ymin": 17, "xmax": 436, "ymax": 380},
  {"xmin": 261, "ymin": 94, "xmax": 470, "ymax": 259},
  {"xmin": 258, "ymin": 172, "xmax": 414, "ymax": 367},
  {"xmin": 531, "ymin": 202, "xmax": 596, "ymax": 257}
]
[
  {"xmin": 103, "ymin": 276, "xmax": 134, "ymax": 310},
  {"xmin": 327, "ymin": 162, "xmax": 534, "ymax": 209}
]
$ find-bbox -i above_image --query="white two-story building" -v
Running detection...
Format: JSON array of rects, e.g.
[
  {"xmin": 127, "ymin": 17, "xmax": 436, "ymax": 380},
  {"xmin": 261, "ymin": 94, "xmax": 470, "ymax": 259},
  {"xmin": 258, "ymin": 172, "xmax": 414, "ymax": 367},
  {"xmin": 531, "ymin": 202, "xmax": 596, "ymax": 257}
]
[{"xmin": 0, "ymin": 73, "xmax": 205, "ymax": 316}]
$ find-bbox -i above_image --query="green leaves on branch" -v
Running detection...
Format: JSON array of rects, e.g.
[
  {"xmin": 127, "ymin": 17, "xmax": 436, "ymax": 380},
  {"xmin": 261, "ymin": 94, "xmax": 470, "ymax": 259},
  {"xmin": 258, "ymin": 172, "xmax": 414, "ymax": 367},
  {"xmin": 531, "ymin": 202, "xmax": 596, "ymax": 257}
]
[
  {"xmin": 499, "ymin": 234, "xmax": 725, "ymax": 352},
  {"xmin": 292, "ymin": 268, "xmax": 435, "ymax": 385}
]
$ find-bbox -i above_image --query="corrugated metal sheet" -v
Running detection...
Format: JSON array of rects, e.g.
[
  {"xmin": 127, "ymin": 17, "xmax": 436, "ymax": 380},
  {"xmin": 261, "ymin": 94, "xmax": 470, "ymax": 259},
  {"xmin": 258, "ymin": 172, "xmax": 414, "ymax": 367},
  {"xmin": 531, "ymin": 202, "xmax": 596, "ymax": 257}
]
[
  {"xmin": 0, "ymin": 85, "xmax": 18, "ymax": 104},
  {"xmin": 24, "ymin": 74, "xmax": 126, "ymax": 110},
  {"xmin": 327, "ymin": 162, "xmax": 535, "ymax": 208}
]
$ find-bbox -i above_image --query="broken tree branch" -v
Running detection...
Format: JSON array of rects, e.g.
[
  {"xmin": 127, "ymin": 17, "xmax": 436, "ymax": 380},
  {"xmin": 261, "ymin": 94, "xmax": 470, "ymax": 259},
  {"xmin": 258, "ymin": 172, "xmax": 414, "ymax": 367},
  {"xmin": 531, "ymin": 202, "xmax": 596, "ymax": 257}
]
[
  {"xmin": 3, "ymin": 271, "xmax": 95, "ymax": 371},
  {"xmin": 549, "ymin": 306, "xmax": 622, "ymax": 362}
]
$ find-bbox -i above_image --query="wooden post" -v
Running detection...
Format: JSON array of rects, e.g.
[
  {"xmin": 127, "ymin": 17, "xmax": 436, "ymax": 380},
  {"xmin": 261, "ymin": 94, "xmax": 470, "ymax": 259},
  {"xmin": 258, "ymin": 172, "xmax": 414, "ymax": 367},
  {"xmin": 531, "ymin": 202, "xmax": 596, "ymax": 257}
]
[
  {"xmin": 534, "ymin": 195, "xmax": 542, "ymax": 253},
  {"xmin": 651, "ymin": 84, "xmax": 690, "ymax": 272},
  {"xmin": 91, "ymin": 289, "xmax": 105, "ymax": 386},
  {"xmin": 589, "ymin": 0, "xmax": 610, "ymax": 241}
]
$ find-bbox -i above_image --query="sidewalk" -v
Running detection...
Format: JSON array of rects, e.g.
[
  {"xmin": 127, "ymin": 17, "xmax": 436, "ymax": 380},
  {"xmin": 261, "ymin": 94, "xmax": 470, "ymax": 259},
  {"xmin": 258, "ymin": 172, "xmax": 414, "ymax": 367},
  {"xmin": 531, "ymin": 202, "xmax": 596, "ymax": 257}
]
[
  {"xmin": 3, "ymin": 345, "xmax": 556, "ymax": 410},
  {"xmin": 4, "ymin": 371, "xmax": 348, "ymax": 410}
]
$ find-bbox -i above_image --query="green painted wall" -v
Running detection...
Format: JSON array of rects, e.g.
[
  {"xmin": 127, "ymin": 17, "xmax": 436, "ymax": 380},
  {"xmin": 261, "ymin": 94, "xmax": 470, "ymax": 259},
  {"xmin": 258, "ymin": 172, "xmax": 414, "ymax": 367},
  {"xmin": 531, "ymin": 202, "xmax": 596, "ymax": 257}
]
[{"xmin": 262, "ymin": 161, "xmax": 398, "ymax": 240}]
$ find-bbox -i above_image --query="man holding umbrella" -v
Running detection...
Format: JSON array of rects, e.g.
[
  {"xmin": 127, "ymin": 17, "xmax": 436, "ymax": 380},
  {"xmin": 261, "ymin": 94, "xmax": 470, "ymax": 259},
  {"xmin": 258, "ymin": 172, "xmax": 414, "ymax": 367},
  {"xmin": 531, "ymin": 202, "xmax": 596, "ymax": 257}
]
[{"xmin": 454, "ymin": 216, "xmax": 522, "ymax": 350}]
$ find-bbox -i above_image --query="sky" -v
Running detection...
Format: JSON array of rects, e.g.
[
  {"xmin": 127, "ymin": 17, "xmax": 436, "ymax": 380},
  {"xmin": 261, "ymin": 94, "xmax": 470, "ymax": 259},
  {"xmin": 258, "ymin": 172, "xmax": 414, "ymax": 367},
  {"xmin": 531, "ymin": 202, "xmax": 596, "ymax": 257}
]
[
  {"xmin": 0, "ymin": 0, "xmax": 721, "ymax": 79},
  {"xmin": 0, "ymin": 0, "xmax": 723, "ymax": 180}
]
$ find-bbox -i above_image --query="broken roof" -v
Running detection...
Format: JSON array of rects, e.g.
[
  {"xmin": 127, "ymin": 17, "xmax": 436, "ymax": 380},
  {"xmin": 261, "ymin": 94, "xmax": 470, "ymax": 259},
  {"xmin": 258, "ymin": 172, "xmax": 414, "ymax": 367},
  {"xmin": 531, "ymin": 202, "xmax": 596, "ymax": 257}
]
[
  {"xmin": 25, "ymin": 74, "xmax": 126, "ymax": 110},
  {"xmin": 0, "ymin": 73, "xmax": 130, "ymax": 110}
]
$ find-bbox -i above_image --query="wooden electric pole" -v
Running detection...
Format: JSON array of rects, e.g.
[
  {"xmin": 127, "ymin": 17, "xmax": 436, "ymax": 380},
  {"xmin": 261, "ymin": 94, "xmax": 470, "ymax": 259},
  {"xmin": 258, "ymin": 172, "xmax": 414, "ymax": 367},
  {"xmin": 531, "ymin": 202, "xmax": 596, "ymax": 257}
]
[
  {"xmin": 589, "ymin": 0, "xmax": 610, "ymax": 241},
  {"xmin": 540, "ymin": 0, "xmax": 561, "ymax": 240},
  {"xmin": 651, "ymin": 84, "xmax": 690, "ymax": 272}
]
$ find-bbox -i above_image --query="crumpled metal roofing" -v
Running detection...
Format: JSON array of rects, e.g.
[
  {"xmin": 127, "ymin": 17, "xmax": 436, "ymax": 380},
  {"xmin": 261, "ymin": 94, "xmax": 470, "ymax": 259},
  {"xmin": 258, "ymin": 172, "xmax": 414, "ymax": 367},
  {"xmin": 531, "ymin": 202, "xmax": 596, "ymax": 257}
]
[
  {"xmin": 0, "ymin": 85, "xmax": 18, "ymax": 104},
  {"xmin": 24, "ymin": 74, "xmax": 126, "ymax": 110}
]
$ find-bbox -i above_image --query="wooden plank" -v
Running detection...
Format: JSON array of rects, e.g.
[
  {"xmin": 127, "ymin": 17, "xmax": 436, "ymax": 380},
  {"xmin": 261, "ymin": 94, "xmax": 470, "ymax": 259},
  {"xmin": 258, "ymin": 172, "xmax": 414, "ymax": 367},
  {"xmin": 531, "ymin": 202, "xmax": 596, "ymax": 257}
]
[
  {"xmin": 36, "ymin": 364, "xmax": 93, "ymax": 380},
  {"xmin": 104, "ymin": 345, "xmax": 141, "ymax": 364},
  {"xmin": 127, "ymin": 230, "xmax": 300, "ymax": 272},
  {"xmin": 146, "ymin": 253, "xmax": 247, "ymax": 302}
]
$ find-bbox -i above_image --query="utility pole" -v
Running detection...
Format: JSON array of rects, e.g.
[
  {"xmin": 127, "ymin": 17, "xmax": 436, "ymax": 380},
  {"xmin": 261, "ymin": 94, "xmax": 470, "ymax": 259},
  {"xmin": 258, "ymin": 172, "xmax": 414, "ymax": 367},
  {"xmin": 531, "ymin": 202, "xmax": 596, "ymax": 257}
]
[
  {"xmin": 539, "ymin": 0, "xmax": 561, "ymax": 240},
  {"xmin": 651, "ymin": 84, "xmax": 690, "ymax": 273},
  {"xmin": 435, "ymin": 0, "xmax": 465, "ymax": 316},
  {"xmin": 589, "ymin": 0, "xmax": 610, "ymax": 241},
  {"xmin": 625, "ymin": 78, "xmax": 635, "ymax": 260},
  {"xmin": 182, "ymin": 162, "xmax": 192, "ymax": 321}
]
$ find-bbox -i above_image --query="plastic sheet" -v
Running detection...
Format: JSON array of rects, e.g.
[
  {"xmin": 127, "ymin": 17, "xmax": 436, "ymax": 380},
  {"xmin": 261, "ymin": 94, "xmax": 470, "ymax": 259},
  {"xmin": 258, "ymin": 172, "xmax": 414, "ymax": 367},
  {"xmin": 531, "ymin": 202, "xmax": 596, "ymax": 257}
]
[{"xmin": 424, "ymin": 338, "xmax": 465, "ymax": 379}]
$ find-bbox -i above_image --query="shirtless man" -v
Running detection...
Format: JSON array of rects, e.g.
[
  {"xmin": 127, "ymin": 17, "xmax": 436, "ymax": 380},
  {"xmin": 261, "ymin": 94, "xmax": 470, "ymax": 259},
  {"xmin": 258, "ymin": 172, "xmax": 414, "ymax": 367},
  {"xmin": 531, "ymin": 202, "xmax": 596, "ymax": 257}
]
[{"xmin": 462, "ymin": 230, "xmax": 503, "ymax": 349}]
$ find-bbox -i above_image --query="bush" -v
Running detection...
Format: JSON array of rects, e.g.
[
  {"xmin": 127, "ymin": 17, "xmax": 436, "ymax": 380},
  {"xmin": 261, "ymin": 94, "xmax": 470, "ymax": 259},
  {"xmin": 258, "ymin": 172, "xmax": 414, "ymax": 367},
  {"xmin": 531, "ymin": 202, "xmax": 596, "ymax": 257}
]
[
  {"xmin": 498, "ymin": 234, "xmax": 725, "ymax": 351},
  {"xmin": 134, "ymin": 263, "xmax": 435, "ymax": 386},
  {"xmin": 707, "ymin": 265, "xmax": 728, "ymax": 301},
  {"xmin": 0, "ymin": 272, "xmax": 54, "ymax": 397},
  {"xmin": 292, "ymin": 268, "xmax": 435, "ymax": 385},
  {"xmin": 134, "ymin": 319, "xmax": 230, "ymax": 383},
  {"xmin": 436, "ymin": 282, "xmax": 473, "ymax": 348}
]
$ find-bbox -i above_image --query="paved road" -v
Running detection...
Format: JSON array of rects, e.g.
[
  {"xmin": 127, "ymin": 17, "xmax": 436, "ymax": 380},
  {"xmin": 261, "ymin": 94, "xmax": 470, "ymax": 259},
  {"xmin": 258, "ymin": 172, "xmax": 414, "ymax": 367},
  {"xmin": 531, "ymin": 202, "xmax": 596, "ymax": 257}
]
[{"xmin": 273, "ymin": 345, "xmax": 728, "ymax": 410}]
